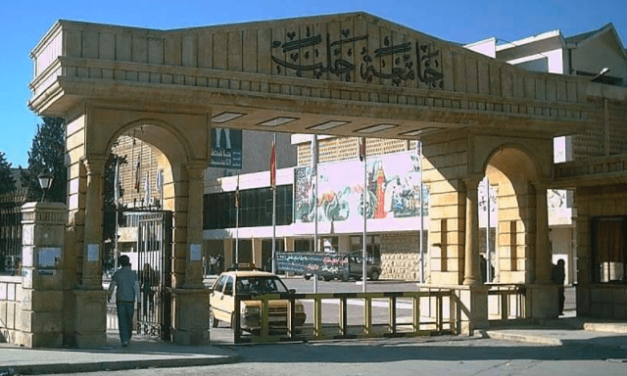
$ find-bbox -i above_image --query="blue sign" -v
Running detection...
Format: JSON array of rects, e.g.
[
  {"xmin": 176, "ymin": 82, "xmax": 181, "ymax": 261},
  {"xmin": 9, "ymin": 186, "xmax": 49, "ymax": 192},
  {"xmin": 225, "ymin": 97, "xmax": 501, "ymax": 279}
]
[{"xmin": 210, "ymin": 128, "xmax": 242, "ymax": 169}]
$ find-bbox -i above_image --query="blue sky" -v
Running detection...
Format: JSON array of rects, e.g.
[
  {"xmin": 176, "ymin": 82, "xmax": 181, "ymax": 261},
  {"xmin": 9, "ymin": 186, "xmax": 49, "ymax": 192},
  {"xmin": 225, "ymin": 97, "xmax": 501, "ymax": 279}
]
[{"xmin": 1, "ymin": 0, "xmax": 625, "ymax": 167}]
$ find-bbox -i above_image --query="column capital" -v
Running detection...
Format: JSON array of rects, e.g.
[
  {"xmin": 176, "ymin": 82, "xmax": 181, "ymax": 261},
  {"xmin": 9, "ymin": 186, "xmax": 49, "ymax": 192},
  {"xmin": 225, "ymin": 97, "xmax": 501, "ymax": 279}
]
[
  {"xmin": 184, "ymin": 160, "xmax": 207, "ymax": 180},
  {"xmin": 462, "ymin": 176, "xmax": 483, "ymax": 191},
  {"xmin": 81, "ymin": 155, "xmax": 107, "ymax": 176}
]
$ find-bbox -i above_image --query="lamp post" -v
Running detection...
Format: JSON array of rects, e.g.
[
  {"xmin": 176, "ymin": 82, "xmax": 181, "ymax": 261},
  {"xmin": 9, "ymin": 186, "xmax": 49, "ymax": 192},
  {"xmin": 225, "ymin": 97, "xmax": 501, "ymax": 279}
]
[{"xmin": 37, "ymin": 170, "xmax": 54, "ymax": 202}]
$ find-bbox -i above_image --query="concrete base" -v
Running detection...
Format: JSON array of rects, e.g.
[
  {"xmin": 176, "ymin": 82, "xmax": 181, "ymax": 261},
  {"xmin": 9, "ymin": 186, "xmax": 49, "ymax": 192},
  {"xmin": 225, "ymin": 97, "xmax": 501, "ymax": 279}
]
[
  {"xmin": 17, "ymin": 331, "xmax": 63, "ymax": 348},
  {"xmin": 171, "ymin": 288, "xmax": 210, "ymax": 345},
  {"xmin": 73, "ymin": 289, "xmax": 108, "ymax": 348},
  {"xmin": 454, "ymin": 285, "xmax": 489, "ymax": 335},
  {"xmin": 528, "ymin": 284, "xmax": 559, "ymax": 319}
]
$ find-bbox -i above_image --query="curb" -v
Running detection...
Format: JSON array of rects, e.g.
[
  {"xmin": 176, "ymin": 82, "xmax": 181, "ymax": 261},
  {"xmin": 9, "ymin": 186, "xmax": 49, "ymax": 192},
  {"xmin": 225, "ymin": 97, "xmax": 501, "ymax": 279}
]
[
  {"xmin": 486, "ymin": 331, "xmax": 563, "ymax": 346},
  {"xmin": 0, "ymin": 355, "xmax": 240, "ymax": 375}
]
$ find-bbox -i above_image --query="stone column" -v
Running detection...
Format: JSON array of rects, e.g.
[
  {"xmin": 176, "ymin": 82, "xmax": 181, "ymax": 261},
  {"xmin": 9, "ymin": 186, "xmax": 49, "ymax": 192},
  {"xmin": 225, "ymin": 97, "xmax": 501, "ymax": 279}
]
[
  {"xmin": 528, "ymin": 182, "xmax": 559, "ymax": 319},
  {"xmin": 18, "ymin": 202, "xmax": 66, "ymax": 348},
  {"xmin": 463, "ymin": 178, "xmax": 481, "ymax": 286},
  {"xmin": 80, "ymin": 155, "xmax": 106, "ymax": 288},
  {"xmin": 183, "ymin": 161, "xmax": 206, "ymax": 289},
  {"xmin": 74, "ymin": 155, "xmax": 108, "ymax": 348},
  {"xmin": 171, "ymin": 160, "xmax": 210, "ymax": 345},
  {"xmin": 535, "ymin": 183, "xmax": 552, "ymax": 284}
]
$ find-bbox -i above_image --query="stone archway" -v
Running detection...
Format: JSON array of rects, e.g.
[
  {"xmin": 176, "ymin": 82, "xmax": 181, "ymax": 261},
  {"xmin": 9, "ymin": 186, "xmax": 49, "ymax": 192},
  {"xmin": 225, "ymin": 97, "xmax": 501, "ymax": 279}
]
[
  {"xmin": 63, "ymin": 106, "xmax": 211, "ymax": 347},
  {"xmin": 26, "ymin": 13, "xmax": 591, "ymax": 344}
]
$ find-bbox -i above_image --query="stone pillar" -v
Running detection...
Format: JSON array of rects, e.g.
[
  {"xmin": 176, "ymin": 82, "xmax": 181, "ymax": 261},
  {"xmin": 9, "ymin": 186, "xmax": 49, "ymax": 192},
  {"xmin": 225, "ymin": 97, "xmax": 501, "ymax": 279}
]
[
  {"xmin": 74, "ymin": 155, "xmax": 108, "ymax": 348},
  {"xmin": 463, "ymin": 178, "xmax": 481, "ymax": 286},
  {"xmin": 528, "ymin": 183, "xmax": 559, "ymax": 319},
  {"xmin": 80, "ymin": 155, "xmax": 106, "ymax": 288},
  {"xmin": 18, "ymin": 202, "xmax": 66, "ymax": 348},
  {"xmin": 535, "ymin": 183, "xmax": 552, "ymax": 284},
  {"xmin": 171, "ymin": 160, "xmax": 210, "ymax": 345}
]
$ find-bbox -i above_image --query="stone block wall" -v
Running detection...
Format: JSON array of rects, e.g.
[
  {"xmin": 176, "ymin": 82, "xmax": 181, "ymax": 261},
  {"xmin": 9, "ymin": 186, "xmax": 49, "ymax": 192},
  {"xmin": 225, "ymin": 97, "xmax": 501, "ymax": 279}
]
[
  {"xmin": 0, "ymin": 277, "xmax": 22, "ymax": 344},
  {"xmin": 380, "ymin": 232, "xmax": 426, "ymax": 281}
]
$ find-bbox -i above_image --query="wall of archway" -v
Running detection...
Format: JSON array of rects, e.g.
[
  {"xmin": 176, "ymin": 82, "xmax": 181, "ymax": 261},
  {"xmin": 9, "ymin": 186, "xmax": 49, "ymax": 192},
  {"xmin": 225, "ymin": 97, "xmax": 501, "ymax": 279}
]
[
  {"xmin": 61, "ymin": 103, "xmax": 212, "ymax": 346},
  {"xmin": 423, "ymin": 129, "xmax": 553, "ymax": 286}
]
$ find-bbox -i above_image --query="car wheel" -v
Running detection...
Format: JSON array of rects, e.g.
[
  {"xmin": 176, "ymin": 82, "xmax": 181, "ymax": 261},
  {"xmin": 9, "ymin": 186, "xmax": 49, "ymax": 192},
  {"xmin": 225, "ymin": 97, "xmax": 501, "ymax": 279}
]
[
  {"xmin": 371, "ymin": 270, "xmax": 380, "ymax": 281},
  {"xmin": 341, "ymin": 274, "xmax": 349, "ymax": 282},
  {"xmin": 323, "ymin": 276, "xmax": 332, "ymax": 282},
  {"xmin": 304, "ymin": 274, "xmax": 311, "ymax": 280},
  {"xmin": 210, "ymin": 310, "xmax": 219, "ymax": 328}
]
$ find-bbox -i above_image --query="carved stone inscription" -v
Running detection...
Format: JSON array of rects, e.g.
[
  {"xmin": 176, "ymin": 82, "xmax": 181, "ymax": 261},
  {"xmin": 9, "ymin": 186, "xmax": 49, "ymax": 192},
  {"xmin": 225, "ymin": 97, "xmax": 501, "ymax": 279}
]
[{"xmin": 271, "ymin": 26, "xmax": 443, "ymax": 88}]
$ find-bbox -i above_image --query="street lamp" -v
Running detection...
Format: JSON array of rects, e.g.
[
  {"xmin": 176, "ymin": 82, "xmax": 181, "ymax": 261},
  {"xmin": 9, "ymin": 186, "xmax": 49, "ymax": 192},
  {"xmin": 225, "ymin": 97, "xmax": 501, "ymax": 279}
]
[{"xmin": 37, "ymin": 170, "xmax": 54, "ymax": 202}]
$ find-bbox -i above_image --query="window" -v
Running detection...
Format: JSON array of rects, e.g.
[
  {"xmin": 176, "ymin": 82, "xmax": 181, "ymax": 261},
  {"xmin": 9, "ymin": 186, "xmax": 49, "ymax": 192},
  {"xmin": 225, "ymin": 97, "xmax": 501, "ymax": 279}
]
[
  {"xmin": 592, "ymin": 217, "xmax": 627, "ymax": 283},
  {"xmin": 224, "ymin": 276, "xmax": 234, "ymax": 296},
  {"xmin": 350, "ymin": 235, "xmax": 381, "ymax": 260},
  {"xmin": 213, "ymin": 275, "xmax": 227, "ymax": 292}
]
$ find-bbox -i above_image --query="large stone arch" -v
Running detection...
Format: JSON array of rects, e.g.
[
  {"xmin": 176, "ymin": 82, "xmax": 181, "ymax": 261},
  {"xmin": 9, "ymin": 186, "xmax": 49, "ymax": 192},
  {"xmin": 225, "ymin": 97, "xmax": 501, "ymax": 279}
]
[
  {"xmin": 62, "ymin": 104, "xmax": 211, "ymax": 347},
  {"xmin": 26, "ymin": 13, "xmax": 590, "ymax": 345}
]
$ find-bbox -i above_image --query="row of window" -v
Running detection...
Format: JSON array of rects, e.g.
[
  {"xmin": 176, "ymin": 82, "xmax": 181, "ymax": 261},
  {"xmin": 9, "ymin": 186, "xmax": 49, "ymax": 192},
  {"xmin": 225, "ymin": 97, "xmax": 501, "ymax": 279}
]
[{"xmin": 204, "ymin": 185, "xmax": 293, "ymax": 229}]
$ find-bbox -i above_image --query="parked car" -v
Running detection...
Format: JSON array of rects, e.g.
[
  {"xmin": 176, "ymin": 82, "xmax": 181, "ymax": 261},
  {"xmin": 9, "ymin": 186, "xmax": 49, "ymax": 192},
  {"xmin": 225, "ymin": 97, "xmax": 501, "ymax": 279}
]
[
  {"xmin": 209, "ymin": 269, "xmax": 306, "ymax": 332},
  {"xmin": 347, "ymin": 251, "xmax": 381, "ymax": 281}
]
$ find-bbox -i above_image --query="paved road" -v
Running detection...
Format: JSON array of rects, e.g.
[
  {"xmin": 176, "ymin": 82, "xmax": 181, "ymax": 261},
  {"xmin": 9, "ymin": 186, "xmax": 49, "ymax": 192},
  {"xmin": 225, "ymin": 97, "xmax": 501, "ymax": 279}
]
[{"xmin": 44, "ymin": 336, "xmax": 627, "ymax": 376}]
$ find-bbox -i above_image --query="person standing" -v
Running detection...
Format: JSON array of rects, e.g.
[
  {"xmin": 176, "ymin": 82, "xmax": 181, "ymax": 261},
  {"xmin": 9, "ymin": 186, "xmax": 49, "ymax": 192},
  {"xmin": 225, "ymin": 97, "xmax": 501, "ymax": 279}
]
[
  {"xmin": 108, "ymin": 255, "xmax": 140, "ymax": 347},
  {"xmin": 551, "ymin": 259, "xmax": 566, "ymax": 315}
]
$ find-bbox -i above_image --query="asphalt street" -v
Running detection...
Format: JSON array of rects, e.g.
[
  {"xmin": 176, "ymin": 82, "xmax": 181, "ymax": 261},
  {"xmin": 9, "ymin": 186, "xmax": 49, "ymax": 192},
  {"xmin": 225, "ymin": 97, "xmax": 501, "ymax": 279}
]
[{"xmin": 39, "ymin": 335, "xmax": 627, "ymax": 376}]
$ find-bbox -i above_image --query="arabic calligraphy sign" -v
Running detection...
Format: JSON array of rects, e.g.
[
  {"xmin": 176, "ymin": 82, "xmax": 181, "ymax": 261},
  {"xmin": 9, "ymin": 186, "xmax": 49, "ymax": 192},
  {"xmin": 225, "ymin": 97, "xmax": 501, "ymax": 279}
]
[{"xmin": 271, "ymin": 26, "xmax": 443, "ymax": 88}]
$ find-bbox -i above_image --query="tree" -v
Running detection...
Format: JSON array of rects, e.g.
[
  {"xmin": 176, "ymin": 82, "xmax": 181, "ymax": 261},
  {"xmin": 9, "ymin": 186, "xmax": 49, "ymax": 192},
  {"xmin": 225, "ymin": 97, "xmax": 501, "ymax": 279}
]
[
  {"xmin": 21, "ymin": 117, "xmax": 67, "ymax": 202},
  {"xmin": 0, "ymin": 151, "xmax": 16, "ymax": 195}
]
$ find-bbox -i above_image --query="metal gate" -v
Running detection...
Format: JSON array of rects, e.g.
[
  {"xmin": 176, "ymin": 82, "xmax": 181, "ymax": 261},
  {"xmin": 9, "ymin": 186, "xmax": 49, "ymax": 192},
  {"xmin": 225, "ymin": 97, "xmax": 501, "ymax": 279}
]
[{"xmin": 134, "ymin": 210, "xmax": 172, "ymax": 341}]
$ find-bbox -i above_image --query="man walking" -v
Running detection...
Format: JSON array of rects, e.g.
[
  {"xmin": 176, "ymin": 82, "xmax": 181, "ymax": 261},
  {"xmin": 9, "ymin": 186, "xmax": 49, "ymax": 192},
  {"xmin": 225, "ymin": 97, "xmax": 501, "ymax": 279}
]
[{"xmin": 108, "ymin": 255, "xmax": 140, "ymax": 347}]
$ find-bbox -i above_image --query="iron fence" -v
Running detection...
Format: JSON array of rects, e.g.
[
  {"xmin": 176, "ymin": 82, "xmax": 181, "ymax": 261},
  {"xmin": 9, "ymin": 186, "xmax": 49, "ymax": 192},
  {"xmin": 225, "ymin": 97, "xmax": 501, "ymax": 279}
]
[{"xmin": 0, "ymin": 190, "xmax": 27, "ymax": 275}]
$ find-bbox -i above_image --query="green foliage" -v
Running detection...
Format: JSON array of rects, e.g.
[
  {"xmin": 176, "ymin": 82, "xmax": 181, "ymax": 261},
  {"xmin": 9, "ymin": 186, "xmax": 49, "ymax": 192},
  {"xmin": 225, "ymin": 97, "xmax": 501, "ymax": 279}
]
[
  {"xmin": 0, "ymin": 151, "xmax": 16, "ymax": 195},
  {"xmin": 21, "ymin": 117, "xmax": 67, "ymax": 202}
]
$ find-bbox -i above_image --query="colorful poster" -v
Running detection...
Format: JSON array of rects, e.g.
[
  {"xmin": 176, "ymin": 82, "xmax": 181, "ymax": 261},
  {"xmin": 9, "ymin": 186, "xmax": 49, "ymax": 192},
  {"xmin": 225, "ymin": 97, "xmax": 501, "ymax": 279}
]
[{"xmin": 294, "ymin": 151, "xmax": 429, "ymax": 224}]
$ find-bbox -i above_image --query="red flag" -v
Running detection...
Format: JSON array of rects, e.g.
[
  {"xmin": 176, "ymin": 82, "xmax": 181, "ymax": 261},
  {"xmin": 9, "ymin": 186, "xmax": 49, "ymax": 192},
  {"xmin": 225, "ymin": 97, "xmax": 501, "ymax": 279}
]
[
  {"xmin": 270, "ymin": 138, "xmax": 276, "ymax": 189},
  {"xmin": 359, "ymin": 137, "xmax": 366, "ymax": 161},
  {"xmin": 134, "ymin": 157, "xmax": 140, "ymax": 192}
]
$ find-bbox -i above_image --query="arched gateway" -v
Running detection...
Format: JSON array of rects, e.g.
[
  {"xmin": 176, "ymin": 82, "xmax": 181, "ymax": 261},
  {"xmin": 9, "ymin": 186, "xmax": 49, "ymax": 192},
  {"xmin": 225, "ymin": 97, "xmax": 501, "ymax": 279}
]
[{"xmin": 26, "ymin": 12, "xmax": 589, "ymax": 346}]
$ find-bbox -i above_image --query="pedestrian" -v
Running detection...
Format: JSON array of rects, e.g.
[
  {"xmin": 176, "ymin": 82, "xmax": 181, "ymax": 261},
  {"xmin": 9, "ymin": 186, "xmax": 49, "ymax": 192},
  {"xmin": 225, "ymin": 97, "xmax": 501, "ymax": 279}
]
[
  {"xmin": 209, "ymin": 255, "xmax": 218, "ymax": 275},
  {"xmin": 108, "ymin": 255, "xmax": 140, "ymax": 347},
  {"xmin": 139, "ymin": 263, "xmax": 158, "ymax": 319},
  {"xmin": 551, "ymin": 259, "xmax": 566, "ymax": 315}
]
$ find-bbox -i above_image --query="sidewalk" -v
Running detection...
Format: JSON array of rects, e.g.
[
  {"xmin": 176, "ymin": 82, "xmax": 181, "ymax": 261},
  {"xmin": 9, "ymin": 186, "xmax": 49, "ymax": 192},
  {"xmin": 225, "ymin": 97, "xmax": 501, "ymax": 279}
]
[
  {"xmin": 486, "ymin": 311, "xmax": 627, "ymax": 350},
  {"xmin": 0, "ymin": 331, "xmax": 239, "ymax": 375},
  {"xmin": 2, "ymin": 315, "xmax": 626, "ymax": 375}
]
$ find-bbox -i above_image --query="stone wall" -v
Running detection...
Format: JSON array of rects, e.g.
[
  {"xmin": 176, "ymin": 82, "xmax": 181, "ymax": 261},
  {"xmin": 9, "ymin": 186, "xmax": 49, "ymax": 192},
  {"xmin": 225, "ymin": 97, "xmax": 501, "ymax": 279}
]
[
  {"xmin": 380, "ymin": 232, "xmax": 426, "ymax": 281},
  {"xmin": 0, "ymin": 276, "xmax": 22, "ymax": 344}
]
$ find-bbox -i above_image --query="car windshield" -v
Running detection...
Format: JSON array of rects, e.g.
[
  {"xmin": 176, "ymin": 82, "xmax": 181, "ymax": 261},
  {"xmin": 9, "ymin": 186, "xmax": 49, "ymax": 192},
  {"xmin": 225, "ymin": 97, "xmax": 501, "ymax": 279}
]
[{"xmin": 236, "ymin": 276, "xmax": 289, "ymax": 295}]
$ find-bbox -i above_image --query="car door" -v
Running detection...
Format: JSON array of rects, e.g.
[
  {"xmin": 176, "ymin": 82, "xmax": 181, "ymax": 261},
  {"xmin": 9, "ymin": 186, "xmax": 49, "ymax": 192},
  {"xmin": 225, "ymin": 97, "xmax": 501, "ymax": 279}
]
[
  {"xmin": 210, "ymin": 275, "xmax": 228, "ymax": 322},
  {"xmin": 222, "ymin": 276, "xmax": 235, "ymax": 324}
]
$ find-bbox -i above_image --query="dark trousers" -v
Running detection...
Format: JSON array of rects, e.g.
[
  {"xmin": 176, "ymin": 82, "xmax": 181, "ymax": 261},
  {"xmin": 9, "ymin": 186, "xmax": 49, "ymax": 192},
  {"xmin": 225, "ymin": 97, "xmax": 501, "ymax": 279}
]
[
  {"xmin": 558, "ymin": 287, "xmax": 565, "ymax": 314},
  {"xmin": 117, "ymin": 301, "xmax": 135, "ymax": 344}
]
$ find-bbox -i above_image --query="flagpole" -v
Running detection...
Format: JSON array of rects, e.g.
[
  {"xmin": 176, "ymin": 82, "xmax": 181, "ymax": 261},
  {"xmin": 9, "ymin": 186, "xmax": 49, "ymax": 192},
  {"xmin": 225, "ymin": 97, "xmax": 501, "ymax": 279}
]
[
  {"xmin": 113, "ymin": 159, "xmax": 120, "ymax": 272},
  {"xmin": 486, "ymin": 177, "xmax": 491, "ymax": 283},
  {"xmin": 312, "ymin": 135, "xmax": 319, "ymax": 294},
  {"xmin": 272, "ymin": 133, "xmax": 277, "ymax": 274},
  {"xmin": 236, "ymin": 174, "xmax": 240, "ymax": 266},
  {"xmin": 419, "ymin": 141, "xmax": 425, "ymax": 284},
  {"xmin": 362, "ymin": 137, "xmax": 367, "ymax": 293}
]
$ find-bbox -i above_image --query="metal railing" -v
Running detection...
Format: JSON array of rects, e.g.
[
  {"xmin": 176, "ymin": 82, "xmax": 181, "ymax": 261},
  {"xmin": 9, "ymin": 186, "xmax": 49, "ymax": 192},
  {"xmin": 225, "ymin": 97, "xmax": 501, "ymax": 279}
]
[
  {"xmin": 232, "ymin": 290, "xmax": 456, "ymax": 344},
  {"xmin": 0, "ymin": 190, "xmax": 27, "ymax": 275},
  {"xmin": 487, "ymin": 284, "xmax": 527, "ymax": 322}
]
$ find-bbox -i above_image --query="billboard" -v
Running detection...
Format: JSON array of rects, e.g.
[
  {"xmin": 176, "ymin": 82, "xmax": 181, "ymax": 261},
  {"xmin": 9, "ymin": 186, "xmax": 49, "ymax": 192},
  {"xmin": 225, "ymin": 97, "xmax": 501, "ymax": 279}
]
[
  {"xmin": 294, "ymin": 151, "xmax": 429, "ymax": 224},
  {"xmin": 210, "ymin": 128, "xmax": 242, "ymax": 169}
]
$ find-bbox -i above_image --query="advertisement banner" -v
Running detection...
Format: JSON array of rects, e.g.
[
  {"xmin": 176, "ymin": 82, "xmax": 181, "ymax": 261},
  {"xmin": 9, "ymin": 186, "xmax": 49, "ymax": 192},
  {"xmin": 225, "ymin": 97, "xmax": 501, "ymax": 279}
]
[{"xmin": 294, "ymin": 151, "xmax": 429, "ymax": 224}]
